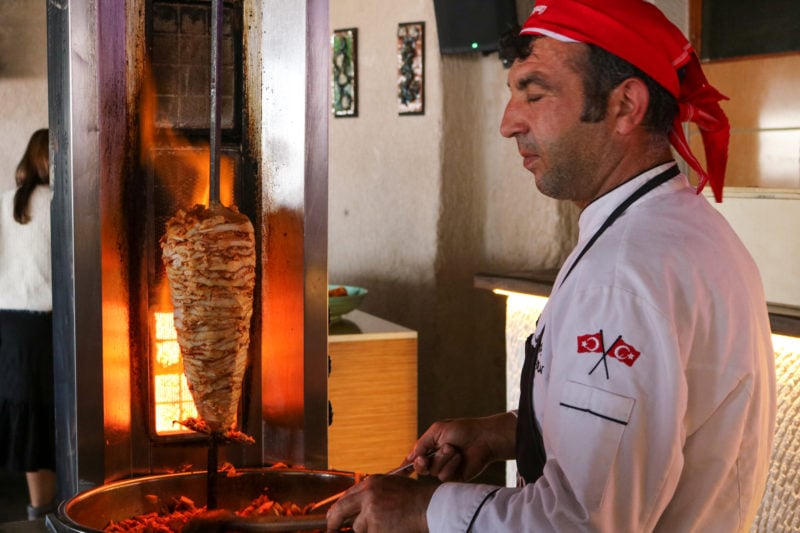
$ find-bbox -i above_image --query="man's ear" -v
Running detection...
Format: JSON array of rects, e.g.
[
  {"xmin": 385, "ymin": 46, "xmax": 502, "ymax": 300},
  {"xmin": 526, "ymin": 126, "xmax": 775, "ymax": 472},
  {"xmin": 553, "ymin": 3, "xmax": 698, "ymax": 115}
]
[{"xmin": 610, "ymin": 77, "xmax": 650, "ymax": 135}]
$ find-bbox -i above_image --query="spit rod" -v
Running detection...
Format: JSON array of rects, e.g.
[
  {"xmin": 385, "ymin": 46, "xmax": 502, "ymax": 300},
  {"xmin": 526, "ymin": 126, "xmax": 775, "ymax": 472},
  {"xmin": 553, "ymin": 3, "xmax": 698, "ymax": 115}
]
[
  {"xmin": 209, "ymin": 0, "xmax": 223, "ymax": 206},
  {"xmin": 207, "ymin": 435, "xmax": 219, "ymax": 509},
  {"xmin": 205, "ymin": 0, "xmax": 226, "ymax": 466}
]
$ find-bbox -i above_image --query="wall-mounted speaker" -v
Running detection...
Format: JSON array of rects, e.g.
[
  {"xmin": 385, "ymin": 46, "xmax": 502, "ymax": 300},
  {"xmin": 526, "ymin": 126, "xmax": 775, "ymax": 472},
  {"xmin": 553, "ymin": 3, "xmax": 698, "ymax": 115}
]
[{"xmin": 433, "ymin": 0, "xmax": 519, "ymax": 55}]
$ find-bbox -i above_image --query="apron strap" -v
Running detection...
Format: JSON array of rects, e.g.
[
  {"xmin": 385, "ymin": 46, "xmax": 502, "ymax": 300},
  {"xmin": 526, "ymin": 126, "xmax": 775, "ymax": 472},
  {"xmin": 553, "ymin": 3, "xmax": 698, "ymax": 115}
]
[
  {"xmin": 516, "ymin": 330, "xmax": 547, "ymax": 483},
  {"xmin": 559, "ymin": 164, "xmax": 680, "ymax": 288}
]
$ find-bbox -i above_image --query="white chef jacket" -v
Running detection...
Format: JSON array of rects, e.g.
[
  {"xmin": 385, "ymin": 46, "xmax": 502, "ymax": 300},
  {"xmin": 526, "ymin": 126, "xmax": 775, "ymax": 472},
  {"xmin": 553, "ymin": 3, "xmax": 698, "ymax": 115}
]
[{"xmin": 427, "ymin": 163, "xmax": 776, "ymax": 532}]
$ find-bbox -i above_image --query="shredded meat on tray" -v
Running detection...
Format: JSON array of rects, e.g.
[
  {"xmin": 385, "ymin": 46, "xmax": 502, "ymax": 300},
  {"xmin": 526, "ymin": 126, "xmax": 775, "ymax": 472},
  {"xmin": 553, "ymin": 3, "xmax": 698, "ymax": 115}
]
[{"xmin": 103, "ymin": 492, "xmax": 316, "ymax": 532}]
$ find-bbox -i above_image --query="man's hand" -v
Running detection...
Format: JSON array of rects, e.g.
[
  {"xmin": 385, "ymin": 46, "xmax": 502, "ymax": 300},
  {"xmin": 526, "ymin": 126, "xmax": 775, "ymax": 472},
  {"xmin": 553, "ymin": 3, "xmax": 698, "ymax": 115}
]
[
  {"xmin": 325, "ymin": 475, "xmax": 439, "ymax": 533},
  {"xmin": 407, "ymin": 412, "xmax": 517, "ymax": 482}
]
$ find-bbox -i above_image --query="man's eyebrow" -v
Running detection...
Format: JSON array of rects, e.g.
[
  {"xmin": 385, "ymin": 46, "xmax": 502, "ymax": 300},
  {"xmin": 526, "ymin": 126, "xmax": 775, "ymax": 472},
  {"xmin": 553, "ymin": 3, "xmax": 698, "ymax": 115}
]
[{"xmin": 511, "ymin": 72, "xmax": 555, "ymax": 92}]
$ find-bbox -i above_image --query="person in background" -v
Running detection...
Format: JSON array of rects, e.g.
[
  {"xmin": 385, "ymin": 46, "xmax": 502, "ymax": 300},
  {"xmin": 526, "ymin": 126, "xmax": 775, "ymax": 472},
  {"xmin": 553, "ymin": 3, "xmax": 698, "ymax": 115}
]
[
  {"xmin": 0, "ymin": 128, "xmax": 57, "ymax": 520},
  {"xmin": 326, "ymin": 1, "xmax": 776, "ymax": 531}
]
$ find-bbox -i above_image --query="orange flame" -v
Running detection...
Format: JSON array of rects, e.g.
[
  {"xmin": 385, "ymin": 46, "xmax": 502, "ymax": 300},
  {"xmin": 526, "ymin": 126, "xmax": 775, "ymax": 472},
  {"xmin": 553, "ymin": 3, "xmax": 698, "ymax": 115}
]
[{"xmin": 139, "ymin": 61, "xmax": 235, "ymax": 207}]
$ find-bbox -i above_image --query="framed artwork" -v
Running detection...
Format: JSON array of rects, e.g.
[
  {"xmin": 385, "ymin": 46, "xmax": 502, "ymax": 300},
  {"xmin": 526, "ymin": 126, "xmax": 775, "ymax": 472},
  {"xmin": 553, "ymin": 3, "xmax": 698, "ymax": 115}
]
[
  {"xmin": 332, "ymin": 28, "xmax": 358, "ymax": 117},
  {"xmin": 397, "ymin": 21, "xmax": 425, "ymax": 115}
]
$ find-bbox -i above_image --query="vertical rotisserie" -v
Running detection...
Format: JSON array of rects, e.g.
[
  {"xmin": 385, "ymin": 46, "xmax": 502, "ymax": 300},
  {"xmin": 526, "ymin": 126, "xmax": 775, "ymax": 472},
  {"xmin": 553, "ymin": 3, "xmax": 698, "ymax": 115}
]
[{"xmin": 160, "ymin": 203, "xmax": 256, "ymax": 435}]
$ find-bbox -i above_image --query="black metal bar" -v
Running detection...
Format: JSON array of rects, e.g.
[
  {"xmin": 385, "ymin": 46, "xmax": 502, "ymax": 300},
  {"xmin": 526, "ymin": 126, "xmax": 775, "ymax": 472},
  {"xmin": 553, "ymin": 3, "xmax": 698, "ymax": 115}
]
[
  {"xmin": 209, "ymin": 0, "xmax": 223, "ymax": 205},
  {"xmin": 207, "ymin": 436, "xmax": 219, "ymax": 509}
]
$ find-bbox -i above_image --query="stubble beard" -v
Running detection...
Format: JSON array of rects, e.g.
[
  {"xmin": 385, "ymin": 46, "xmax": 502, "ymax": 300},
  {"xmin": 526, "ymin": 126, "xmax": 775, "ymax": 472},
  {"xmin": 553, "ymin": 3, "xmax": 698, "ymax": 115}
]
[
  {"xmin": 527, "ymin": 124, "xmax": 606, "ymax": 204},
  {"xmin": 532, "ymin": 148, "xmax": 595, "ymax": 203}
]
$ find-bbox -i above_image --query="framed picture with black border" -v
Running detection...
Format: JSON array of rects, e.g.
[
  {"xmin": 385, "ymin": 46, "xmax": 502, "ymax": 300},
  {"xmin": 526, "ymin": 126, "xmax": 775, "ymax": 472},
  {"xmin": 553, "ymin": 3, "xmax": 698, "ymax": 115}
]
[{"xmin": 397, "ymin": 21, "xmax": 425, "ymax": 115}]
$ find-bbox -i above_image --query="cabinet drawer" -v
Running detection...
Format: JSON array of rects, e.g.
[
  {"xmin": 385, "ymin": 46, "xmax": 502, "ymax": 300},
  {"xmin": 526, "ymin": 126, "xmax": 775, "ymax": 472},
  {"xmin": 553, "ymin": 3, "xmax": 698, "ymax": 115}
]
[{"xmin": 328, "ymin": 337, "xmax": 417, "ymax": 474}]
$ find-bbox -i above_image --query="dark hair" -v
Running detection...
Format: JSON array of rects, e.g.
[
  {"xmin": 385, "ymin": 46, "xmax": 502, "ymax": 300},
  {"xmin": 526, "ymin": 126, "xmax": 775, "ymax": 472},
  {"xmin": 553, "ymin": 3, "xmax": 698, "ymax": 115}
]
[
  {"xmin": 498, "ymin": 28, "xmax": 678, "ymax": 136},
  {"xmin": 13, "ymin": 128, "xmax": 50, "ymax": 224}
]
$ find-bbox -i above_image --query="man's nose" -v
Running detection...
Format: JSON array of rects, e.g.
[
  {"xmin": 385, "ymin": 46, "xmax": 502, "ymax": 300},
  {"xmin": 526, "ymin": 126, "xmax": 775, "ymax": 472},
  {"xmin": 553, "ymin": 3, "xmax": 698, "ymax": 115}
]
[{"xmin": 500, "ymin": 98, "xmax": 526, "ymax": 139}]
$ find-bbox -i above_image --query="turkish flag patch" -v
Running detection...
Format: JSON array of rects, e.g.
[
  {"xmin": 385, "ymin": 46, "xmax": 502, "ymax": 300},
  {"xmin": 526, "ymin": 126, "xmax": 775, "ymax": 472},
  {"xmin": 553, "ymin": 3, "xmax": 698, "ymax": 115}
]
[
  {"xmin": 576, "ymin": 330, "xmax": 642, "ymax": 376},
  {"xmin": 607, "ymin": 337, "xmax": 641, "ymax": 367},
  {"xmin": 577, "ymin": 332, "xmax": 603, "ymax": 353}
]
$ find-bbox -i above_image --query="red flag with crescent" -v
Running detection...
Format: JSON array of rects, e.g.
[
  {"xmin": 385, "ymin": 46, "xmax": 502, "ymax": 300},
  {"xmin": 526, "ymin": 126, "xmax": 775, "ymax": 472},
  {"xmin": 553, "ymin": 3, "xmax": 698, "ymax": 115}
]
[
  {"xmin": 577, "ymin": 332, "xmax": 603, "ymax": 354},
  {"xmin": 608, "ymin": 337, "xmax": 641, "ymax": 367}
]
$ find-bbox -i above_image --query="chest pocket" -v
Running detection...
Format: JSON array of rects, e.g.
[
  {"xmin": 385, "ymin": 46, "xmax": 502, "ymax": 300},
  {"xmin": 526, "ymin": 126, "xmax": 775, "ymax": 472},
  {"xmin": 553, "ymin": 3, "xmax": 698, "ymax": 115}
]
[{"xmin": 555, "ymin": 380, "xmax": 635, "ymax": 509}]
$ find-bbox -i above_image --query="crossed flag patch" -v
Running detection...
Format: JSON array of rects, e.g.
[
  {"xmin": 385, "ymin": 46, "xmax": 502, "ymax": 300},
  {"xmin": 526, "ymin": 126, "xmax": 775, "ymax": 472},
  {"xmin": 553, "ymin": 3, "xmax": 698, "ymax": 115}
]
[{"xmin": 577, "ymin": 330, "xmax": 641, "ymax": 378}]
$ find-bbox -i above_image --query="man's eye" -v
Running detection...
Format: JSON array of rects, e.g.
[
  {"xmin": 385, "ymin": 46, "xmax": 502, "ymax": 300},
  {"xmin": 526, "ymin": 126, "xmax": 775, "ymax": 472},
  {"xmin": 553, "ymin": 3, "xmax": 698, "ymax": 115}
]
[{"xmin": 527, "ymin": 94, "xmax": 543, "ymax": 103}]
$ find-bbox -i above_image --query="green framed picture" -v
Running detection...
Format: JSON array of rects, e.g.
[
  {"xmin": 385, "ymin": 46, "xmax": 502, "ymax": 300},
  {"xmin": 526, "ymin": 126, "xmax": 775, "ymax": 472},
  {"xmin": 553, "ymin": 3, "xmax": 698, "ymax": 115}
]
[{"xmin": 332, "ymin": 27, "xmax": 358, "ymax": 118}]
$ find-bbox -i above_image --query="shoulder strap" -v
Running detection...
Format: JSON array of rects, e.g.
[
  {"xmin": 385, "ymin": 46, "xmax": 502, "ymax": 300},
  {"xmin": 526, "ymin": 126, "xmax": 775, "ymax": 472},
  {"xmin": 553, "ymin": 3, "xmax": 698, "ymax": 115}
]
[{"xmin": 559, "ymin": 165, "xmax": 680, "ymax": 288}]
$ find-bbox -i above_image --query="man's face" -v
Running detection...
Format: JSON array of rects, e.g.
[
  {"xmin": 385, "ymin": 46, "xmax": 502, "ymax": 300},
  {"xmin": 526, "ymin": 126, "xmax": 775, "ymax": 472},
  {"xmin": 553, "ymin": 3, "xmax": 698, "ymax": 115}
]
[{"xmin": 500, "ymin": 37, "xmax": 616, "ymax": 205}]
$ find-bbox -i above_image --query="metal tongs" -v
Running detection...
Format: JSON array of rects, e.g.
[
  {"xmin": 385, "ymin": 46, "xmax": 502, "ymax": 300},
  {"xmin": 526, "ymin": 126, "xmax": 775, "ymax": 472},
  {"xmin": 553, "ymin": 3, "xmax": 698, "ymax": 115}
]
[{"xmin": 306, "ymin": 456, "xmax": 426, "ymax": 513}]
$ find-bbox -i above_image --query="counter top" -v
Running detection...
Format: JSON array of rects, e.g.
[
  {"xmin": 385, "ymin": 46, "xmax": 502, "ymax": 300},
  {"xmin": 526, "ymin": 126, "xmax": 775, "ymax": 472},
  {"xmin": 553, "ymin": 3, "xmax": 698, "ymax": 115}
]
[
  {"xmin": 475, "ymin": 269, "xmax": 800, "ymax": 337},
  {"xmin": 0, "ymin": 518, "xmax": 47, "ymax": 532},
  {"xmin": 329, "ymin": 310, "xmax": 417, "ymax": 342},
  {"xmin": 474, "ymin": 269, "xmax": 558, "ymax": 296}
]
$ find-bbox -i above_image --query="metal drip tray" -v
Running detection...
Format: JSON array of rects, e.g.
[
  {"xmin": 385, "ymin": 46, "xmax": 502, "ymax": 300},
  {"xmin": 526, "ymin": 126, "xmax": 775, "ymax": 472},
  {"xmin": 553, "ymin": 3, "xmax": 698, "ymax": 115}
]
[{"xmin": 48, "ymin": 468, "xmax": 355, "ymax": 532}]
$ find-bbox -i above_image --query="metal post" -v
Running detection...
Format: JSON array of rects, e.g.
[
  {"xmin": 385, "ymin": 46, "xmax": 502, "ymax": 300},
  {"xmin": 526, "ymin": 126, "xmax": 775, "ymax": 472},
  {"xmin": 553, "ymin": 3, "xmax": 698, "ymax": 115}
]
[{"xmin": 209, "ymin": 0, "xmax": 223, "ymax": 206}]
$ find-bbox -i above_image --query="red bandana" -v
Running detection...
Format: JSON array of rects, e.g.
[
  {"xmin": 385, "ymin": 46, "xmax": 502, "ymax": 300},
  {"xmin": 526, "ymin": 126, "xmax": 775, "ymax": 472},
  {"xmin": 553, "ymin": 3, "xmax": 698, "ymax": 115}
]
[{"xmin": 521, "ymin": 0, "xmax": 729, "ymax": 202}]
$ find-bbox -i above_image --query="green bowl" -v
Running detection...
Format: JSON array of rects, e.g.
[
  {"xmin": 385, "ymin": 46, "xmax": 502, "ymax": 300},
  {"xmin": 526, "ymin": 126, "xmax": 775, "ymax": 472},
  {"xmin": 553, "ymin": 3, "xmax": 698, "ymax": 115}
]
[{"xmin": 328, "ymin": 285, "xmax": 368, "ymax": 322}]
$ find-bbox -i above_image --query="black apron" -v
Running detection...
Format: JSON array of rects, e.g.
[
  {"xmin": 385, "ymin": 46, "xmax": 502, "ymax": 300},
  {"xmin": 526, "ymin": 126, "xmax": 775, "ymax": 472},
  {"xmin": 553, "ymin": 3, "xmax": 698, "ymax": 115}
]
[{"xmin": 515, "ymin": 164, "xmax": 680, "ymax": 484}]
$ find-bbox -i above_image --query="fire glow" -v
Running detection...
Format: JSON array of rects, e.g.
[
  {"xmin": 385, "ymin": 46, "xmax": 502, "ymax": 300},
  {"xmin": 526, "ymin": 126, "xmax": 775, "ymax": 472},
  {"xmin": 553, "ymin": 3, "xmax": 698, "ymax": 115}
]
[
  {"xmin": 139, "ymin": 60, "xmax": 236, "ymax": 436},
  {"xmin": 152, "ymin": 311, "xmax": 198, "ymax": 435}
]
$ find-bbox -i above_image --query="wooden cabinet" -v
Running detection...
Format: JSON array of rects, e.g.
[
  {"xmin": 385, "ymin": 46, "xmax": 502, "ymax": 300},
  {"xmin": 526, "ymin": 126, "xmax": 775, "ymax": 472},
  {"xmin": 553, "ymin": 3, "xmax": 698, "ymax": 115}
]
[{"xmin": 327, "ymin": 310, "xmax": 418, "ymax": 474}]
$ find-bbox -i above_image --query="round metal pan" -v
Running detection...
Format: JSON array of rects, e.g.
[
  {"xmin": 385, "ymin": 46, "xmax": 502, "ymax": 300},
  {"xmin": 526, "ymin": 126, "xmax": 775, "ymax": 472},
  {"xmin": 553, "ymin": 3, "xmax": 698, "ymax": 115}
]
[{"xmin": 52, "ymin": 468, "xmax": 356, "ymax": 532}]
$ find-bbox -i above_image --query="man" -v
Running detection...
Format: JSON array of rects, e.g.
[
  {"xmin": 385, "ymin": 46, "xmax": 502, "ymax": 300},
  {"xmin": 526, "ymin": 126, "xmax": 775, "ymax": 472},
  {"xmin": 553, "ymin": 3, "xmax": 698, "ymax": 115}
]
[{"xmin": 326, "ymin": 1, "xmax": 776, "ymax": 531}]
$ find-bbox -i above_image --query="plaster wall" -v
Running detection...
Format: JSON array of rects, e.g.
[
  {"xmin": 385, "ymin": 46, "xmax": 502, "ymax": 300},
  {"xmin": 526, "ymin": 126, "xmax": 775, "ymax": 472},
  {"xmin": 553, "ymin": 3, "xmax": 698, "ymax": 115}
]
[
  {"xmin": 328, "ymin": 0, "xmax": 576, "ymax": 462},
  {"xmin": 0, "ymin": 0, "xmax": 49, "ymax": 193}
]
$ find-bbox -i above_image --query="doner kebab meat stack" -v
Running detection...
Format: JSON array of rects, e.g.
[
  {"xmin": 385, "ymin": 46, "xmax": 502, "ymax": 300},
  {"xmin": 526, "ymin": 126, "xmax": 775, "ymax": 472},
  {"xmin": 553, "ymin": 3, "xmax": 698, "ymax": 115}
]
[{"xmin": 160, "ymin": 203, "xmax": 256, "ymax": 436}]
